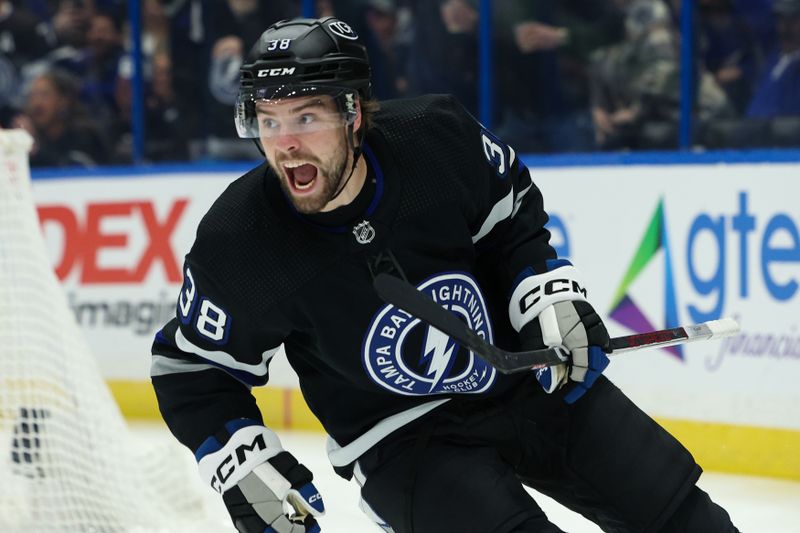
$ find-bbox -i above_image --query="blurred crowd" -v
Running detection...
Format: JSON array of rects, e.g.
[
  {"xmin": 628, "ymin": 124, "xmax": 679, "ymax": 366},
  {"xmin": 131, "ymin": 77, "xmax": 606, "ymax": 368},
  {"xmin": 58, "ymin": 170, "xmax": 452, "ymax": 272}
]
[{"xmin": 0, "ymin": 0, "xmax": 798, "ymax": 167}]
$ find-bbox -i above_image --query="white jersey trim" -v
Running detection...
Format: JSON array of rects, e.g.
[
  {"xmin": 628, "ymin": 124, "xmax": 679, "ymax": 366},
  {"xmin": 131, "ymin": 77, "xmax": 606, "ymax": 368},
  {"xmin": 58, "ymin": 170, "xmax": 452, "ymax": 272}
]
[
  {"xmin": 174, "ymin": 328, "xmax": 278, "ymax": 377},
  {"xmin": 326, "ymin": 398, "xmax": 451, "ymax": 467},
  {"xmin": 511, "ymin": 182, "xmax": 532, "ymax": 218},
  {"xmin": 150, "ymin": 354, "xmax": 216, "ymax": 377},
  {"xmin": 472, "ymin": 189, "xmax": 514, "ymax": 243}
]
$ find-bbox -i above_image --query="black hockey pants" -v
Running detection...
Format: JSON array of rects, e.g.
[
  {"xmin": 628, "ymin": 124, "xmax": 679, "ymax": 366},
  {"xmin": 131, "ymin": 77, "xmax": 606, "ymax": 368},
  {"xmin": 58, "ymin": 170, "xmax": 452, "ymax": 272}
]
[{"xmin": 358, "ymin": 375, "xmax": 739, "ymax": 533}]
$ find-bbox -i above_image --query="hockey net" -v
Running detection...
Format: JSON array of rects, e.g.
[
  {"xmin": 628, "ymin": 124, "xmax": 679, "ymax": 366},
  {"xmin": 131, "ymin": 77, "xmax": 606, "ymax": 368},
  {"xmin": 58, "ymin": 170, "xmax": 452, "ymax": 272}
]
[{"xmin": 0, "ymin": 130, "xmax": 215, "ymax": 532}]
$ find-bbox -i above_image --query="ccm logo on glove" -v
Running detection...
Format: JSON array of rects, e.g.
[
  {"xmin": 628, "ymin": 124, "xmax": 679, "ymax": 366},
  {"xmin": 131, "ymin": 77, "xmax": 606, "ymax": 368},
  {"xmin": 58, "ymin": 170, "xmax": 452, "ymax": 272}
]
[
  {"xmin": 518, "ymin": 278, "xmax": 587, "ymax": 314},
  {"xmin": 510, "ymin": 264, "xmax": 589, "ymax": 332},
  {"xmin": 198, "ymin": 423, "xmax": 283, "ymax": 494},
  {"xmin": 208, "ymin": 431, "xmax": 269, "ymax": 493},
  {"xmin": 197, "ymin": 420, "xmax": 325, "ymax": 533}
]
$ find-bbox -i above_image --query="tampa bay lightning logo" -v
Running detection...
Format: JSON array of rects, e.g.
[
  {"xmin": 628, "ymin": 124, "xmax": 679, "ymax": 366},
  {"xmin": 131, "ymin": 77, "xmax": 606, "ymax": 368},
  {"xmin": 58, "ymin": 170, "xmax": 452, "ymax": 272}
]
[{"xmin": 363, "ymin": 273, "xmax": 496, "ymax": 396}]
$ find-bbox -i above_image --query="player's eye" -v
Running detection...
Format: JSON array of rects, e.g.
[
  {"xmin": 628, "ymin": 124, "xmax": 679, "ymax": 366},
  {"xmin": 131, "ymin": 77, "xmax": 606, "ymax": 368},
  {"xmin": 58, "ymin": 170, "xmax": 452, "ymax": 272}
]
[
  {"xmin": 260, "ymin": 117, "xmax": 279, "ymax": 130},
  {"xmin": 297, "ymin": 114, "xmax": 316, "ymax": 126}
]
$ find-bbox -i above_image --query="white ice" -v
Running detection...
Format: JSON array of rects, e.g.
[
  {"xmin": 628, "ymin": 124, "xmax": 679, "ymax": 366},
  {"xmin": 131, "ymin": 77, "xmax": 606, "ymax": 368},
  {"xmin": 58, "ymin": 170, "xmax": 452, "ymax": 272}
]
[{"xmin": 132, "ymin": 424, "xmax": 800, "ymax": 532}]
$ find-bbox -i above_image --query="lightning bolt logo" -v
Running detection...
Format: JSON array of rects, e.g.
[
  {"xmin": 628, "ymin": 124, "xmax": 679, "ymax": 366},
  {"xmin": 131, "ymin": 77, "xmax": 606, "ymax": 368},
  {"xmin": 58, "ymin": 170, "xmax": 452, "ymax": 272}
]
[
  {"xmin": 363, "ymin": 272, "xmax": 495, "ymax": 396},
  {"xmin": 420, "ymin": 323, "xmax": 459, "ymax": 393}
]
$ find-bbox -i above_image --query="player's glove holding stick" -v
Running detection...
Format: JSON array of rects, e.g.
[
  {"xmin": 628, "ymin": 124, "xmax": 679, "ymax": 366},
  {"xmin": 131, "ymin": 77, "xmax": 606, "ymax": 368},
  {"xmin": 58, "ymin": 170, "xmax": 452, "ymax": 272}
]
[
  {"xmin": 510, "ymin": 259, "xmax": 612, "ymax": 403},
  {"xmin": 196, "ymin": 419, "xmax": 325, "ymax": 532}
]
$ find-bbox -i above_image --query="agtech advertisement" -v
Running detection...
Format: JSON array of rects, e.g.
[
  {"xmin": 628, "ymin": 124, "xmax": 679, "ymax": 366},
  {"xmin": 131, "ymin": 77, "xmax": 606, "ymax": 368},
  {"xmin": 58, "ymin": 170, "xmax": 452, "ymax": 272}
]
[{"xmin": 532, "ymin": 162, "xmax": 799, "ymax": 429}]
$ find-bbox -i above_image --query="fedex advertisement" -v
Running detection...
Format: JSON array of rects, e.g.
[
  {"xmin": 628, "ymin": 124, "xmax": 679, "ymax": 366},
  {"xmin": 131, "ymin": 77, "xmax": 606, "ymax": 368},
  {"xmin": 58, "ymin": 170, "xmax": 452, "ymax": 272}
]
[
  {"xmin": 30, "ymin": 162, "xmax": 799, "ymax": 430},
  {"xmin": 31, "ymin": 172, "xmax": 243, "ymax": 379}
]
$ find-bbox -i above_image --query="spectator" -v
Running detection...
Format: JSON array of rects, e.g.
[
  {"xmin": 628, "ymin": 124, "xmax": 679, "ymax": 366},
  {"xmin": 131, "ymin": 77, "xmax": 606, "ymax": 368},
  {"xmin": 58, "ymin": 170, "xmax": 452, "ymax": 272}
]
[
  {"xmin": 112, "ymin": 51, "xmax": 189, "ymax": 163},
  {"xmin": 405, "ymin": 0, "xmax": 624, "ymax": 151},
  {"xmin": 329, "ymin": 0, "xmax": 365, "ymax": 27},
  {"xmin": 49, "ymin": 0, "xmax": 91, "ymax": 49},
  {"xmin": 355, "ymin": 0, "xmax": 409, "ymax": 99},
  {"xmin": 202, "ymin": 0, "xmax": 298, "ymax": 160},
  {"xmin": 144, "ymin": 51, "xmax": 189, "ymax": 161},
  {"xmin": 746, "ymin": 0, "xmax": 800, "ymax": 118},
  {"xmin": 81, "ymin": 11, "xmax": 125, "ymax": 122},
  {"xmin": 493, "ymin": 0, "xmax": 625, "ymax": 152},
  {"xmin": 22, "ymin": 69, "xmax": 109, "ymax": 167},
  {"xmin": 167, "ymin": 0, "xmax": 215, "ymax": 158},
  {"xmin": 0, "ymin": 0, "xmax": 54, "ymax": 123},
  {"xmin": 317, "ymin": 0, "xmax": 334, "ymax": 17},
  {"xmin": 589, "ymin": 0, "xmax": 730, "ymax": 150},
  {"xmin": 141, "ymin": 0, "xmax": 171, "ymax": 59},
  {"xmin": 405, "ymin": 0, "xmax": 479, "ymax": 114},
  {"xmin": 697, "ymin": 0, "xmax": 761, "ymax": 113},
  {"xmin": 734, "ymin": 0, "xmax": 778, "ymax": 53},
  {"xmin": 33, "ymin": 7, "xmax": 126, "ymax": 147}
]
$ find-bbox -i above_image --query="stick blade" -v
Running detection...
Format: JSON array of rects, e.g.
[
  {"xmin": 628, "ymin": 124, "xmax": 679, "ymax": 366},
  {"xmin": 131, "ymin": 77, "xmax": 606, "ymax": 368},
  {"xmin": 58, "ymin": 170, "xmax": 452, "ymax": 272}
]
[
  {"xmin": 697, "ymin": 317, "xmax": 740, "ymax": 338},
  {"xmin": 610, "ymin": 318, "xmax": 740, "ymax": 353}
]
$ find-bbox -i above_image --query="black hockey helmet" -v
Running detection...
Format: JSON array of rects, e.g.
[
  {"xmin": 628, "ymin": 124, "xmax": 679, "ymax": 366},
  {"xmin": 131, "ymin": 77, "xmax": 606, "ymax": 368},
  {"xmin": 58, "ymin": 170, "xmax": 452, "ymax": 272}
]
[{"xmin": 235, "ymin": 17, "xmax": 372, "ymax": 139}]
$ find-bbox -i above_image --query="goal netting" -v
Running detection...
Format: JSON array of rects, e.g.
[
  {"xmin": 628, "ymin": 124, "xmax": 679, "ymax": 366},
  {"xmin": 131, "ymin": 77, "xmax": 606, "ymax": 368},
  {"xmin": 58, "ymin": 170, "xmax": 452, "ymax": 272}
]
[{"xmin": 0, "ymin": 130, "xmax": 218, "ymax": 532}]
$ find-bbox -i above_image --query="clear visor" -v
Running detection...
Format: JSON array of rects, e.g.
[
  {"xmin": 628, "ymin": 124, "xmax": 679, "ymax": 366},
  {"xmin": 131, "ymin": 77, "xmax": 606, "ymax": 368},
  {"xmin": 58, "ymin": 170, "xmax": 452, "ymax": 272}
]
[{"xmin": 235, "ymin": 85, "xmax": 358, "ymax": 139}]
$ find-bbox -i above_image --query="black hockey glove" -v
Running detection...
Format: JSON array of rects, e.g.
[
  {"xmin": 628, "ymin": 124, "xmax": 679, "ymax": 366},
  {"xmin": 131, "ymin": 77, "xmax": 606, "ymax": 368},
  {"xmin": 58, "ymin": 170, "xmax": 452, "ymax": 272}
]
[
  {"xmin": 510, "ymin": 259, "xmax": 611, "ymax": 404},
  {"xmin": 196, "ymin": 419, "xmax": 325, "ymax": 533}
]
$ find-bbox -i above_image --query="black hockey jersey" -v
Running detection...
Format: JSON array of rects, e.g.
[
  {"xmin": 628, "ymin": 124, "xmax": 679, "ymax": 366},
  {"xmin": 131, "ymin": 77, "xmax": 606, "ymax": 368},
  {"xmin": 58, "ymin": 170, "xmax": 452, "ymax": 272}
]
[{"xmin": 151, "ymin": 94, "xmax": 557, "ymax": 465}]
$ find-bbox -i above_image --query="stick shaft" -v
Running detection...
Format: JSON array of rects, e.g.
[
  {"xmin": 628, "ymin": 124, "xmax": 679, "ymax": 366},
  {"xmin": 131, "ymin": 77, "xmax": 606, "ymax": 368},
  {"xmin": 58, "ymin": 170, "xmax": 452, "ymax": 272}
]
[{"xmin": 372, "ymin": 274, "xmax": 740, "ymax": 374}]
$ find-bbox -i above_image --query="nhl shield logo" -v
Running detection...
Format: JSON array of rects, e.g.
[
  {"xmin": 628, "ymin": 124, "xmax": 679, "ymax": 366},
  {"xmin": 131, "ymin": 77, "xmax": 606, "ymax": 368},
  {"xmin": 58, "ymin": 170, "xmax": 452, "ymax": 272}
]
[{"xmin": 353, "ymin": 220, "xmax": 376, "ymax": 244}]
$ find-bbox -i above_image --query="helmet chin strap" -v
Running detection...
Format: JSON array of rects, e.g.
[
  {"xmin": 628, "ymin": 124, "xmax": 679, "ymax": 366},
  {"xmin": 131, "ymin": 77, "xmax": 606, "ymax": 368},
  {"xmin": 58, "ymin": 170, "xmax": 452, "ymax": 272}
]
[{"xmin": 328, "ymin": 123, "xmax": 363, "ymax": 204}]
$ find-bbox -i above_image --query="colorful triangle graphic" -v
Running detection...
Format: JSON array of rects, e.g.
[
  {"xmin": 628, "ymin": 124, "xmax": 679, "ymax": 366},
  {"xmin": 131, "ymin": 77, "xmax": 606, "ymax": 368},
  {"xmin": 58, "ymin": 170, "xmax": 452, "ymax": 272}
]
[{"xmin": 609, "ymin": 200, "xmax": 683, "ymax": 360}]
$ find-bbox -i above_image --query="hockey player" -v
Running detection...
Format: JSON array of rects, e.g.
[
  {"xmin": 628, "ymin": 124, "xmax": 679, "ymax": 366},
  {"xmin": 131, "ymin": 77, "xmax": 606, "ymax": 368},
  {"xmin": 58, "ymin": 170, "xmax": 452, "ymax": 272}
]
[{"xmin": 151, "ymin": 16, "xmax": 740, "ymax": 533}]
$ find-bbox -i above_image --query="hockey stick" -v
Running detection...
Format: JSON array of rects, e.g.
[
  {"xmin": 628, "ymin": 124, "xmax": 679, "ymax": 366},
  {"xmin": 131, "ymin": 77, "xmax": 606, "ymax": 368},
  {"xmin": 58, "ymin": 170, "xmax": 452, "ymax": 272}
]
[{"xmin": 373, "ymin": 273, "xmax": 740, "ymax": 375}]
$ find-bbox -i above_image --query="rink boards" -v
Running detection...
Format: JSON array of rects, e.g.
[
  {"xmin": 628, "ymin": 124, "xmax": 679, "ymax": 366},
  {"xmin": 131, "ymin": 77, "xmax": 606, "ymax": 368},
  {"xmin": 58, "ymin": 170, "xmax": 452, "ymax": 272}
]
[{"xmin": 30, "ymin": 158, "xmax": 800, "ymax": 479}]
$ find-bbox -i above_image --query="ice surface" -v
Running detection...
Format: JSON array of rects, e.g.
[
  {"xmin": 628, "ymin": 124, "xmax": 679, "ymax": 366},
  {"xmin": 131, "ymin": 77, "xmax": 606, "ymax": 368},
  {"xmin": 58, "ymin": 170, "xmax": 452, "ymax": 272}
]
[{"xmin": 131, "ymin": 423, "xmax": 800, "ymax": 532}]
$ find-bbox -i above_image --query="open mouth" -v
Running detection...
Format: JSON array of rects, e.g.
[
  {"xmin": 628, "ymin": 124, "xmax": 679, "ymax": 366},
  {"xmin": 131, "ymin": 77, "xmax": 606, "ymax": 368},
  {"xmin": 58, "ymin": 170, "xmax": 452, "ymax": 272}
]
[{"xmin": 283, "ymin": 161, "xmax": 319, "ymax": 195}]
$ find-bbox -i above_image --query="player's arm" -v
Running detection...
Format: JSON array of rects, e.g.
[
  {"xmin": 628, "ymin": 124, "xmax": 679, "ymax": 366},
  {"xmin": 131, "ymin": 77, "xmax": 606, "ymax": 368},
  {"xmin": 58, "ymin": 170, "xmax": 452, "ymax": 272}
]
[
  {"xmin": 451, "ymin": 99, "xmax": 611, "ymax": 403},
  {"xmin": 151, "ymin": 261, "xmax": 324, "ymax": 532}
]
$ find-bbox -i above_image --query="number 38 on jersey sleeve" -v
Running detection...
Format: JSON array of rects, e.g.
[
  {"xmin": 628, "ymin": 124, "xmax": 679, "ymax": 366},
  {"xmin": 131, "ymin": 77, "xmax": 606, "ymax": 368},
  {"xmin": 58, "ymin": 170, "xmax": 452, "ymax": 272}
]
[
  {"xmin": 157, "ymin": 261, "xmax": 286, "ymax": 388},
  {"xmin": 178, "ymin": 265, "xmax": 232, "ymax": 344}
]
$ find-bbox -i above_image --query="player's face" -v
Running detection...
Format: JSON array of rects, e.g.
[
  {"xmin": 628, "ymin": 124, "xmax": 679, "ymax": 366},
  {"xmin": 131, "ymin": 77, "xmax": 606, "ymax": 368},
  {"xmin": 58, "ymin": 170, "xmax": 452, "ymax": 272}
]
[
  {"xmin": 257, "ymin": 95, "xmax": 357, "ymax": 214},
  {"xmin": 27, "ymin": 76, "xmax": 64, "ymax": 130}
]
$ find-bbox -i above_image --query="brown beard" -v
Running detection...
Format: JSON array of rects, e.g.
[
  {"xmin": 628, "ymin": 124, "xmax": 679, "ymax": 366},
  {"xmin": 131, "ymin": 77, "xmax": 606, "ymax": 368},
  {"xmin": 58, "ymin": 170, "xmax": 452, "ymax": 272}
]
[{"xmin": 272, "ymin": 137, "xmax": 350, "ymax": 214}]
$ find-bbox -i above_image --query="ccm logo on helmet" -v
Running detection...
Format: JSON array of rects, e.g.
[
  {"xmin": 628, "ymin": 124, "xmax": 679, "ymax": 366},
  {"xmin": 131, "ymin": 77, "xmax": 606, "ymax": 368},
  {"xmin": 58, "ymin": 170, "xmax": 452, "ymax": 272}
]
[
  {"xmin": 209, "ymin": 433, "xmax": 266, "ymax": 493},
  {"xmin": 518, "ymin": 279, "xmax": 587, "ymax": 314},
  {"xmin": 257, "ymin": 67, "xmax": 297, "ymax": 77},
  {"xmin": 328, "ymin": 21, "xmax": 358, "ymax": 40}
]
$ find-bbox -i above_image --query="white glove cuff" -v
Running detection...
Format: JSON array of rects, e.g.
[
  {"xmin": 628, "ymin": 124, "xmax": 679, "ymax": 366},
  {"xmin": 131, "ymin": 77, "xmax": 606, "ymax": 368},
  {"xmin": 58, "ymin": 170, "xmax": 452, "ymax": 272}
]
[
  {"xmin": 198, "ymin": 424, "xmax": 283, "ymax": 494},
  {"xmin": 508, "ymin": 265, "xmax": 588, "ymax": 332}
]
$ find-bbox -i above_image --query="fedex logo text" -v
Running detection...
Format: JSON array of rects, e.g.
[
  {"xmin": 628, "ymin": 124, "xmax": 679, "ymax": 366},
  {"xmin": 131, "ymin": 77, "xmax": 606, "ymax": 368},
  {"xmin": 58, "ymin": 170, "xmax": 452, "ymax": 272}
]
[{"xmin": 37, "ymin": 199, "xmax": 188, "ymax": 284}]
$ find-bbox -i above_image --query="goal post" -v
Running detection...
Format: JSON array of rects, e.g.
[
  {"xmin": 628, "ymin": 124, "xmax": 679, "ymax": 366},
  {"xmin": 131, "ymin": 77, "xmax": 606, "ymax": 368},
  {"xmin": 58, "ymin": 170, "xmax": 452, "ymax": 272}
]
[{"xmin": 0, "ymin": 130, "xmax": 217, "ymax": 531}]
